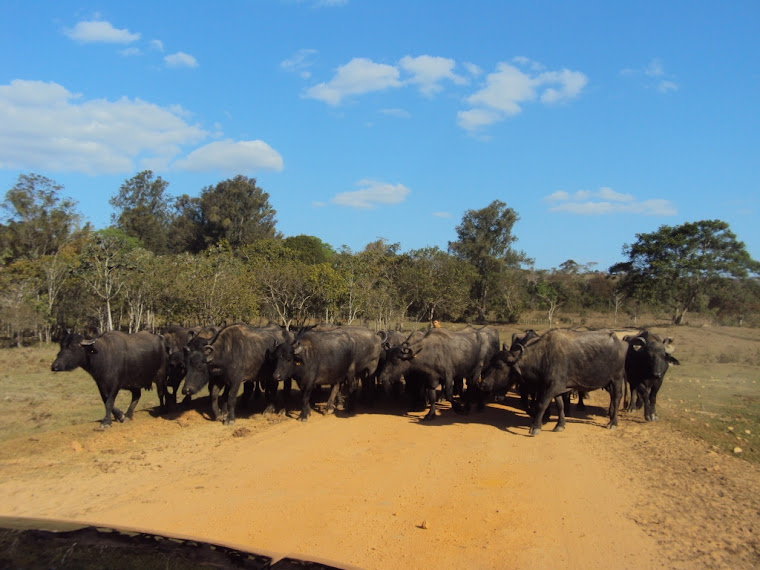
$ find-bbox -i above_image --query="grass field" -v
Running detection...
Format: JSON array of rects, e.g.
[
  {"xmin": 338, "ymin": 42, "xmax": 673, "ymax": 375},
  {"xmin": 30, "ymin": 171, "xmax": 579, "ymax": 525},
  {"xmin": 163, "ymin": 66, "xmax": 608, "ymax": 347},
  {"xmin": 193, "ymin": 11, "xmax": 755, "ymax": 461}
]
[{"xmin": 1, "ymin": 324, "xmax": 759, "ymax": 463}]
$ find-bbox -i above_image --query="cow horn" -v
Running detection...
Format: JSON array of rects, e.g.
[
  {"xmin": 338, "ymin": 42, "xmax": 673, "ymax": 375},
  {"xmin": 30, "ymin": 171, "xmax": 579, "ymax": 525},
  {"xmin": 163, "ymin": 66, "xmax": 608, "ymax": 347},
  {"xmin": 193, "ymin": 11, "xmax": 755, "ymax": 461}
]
[{"xmin": 80, "ymin": 339, "xmax": 96, "ymax": 347}]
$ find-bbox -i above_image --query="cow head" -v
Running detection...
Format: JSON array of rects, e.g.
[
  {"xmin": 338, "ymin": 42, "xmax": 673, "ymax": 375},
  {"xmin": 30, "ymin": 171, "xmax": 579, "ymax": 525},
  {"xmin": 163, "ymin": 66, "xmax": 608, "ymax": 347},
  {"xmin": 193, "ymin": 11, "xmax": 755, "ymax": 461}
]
[
  {"xmin": 51, "ymin": 333, "xmax": 88, "ymax": 372},
  {"xmin": 627, "ymin": 332, "xmax": 679, "ymax": 380}
]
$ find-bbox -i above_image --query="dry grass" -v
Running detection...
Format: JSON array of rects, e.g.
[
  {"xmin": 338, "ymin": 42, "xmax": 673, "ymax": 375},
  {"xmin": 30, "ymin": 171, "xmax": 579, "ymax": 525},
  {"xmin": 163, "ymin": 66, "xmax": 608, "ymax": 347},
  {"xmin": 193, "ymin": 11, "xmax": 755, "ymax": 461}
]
[{"xmin": 1, "ymin": 323, "xmax": 759, "ymax": 463}]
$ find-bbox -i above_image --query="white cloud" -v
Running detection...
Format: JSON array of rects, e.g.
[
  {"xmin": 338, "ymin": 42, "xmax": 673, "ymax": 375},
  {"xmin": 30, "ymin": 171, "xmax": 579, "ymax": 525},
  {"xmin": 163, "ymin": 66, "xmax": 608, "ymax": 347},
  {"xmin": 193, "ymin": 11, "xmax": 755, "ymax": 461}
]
[
  {"xmin": 281, "ymin": 49, "xmax": 318, "ymax": 78},
  {"xmin": 120, "ymin": 47, "xmax": 141, "ymax": 57},
  {"xmin": 463, "ymin": 62, "xmax": 482, "ymax": 77},
  {"xmin": 432, "ymin": 211, "xmax": 452, "ymax": 218},
  {"xmin": 304, "ymin": 58, "xmax": 402, "ymax": 105},
  {"xmin": 459, "ymin": 60, "xmax": 588, "ymax": 132},
  {"xmin": 149, "ymin": 39, "xmax": 164, "ymax": 52},
  {"xmin": 379, "ymin": 108, "xmax": 411, "ymax": 119},
  {"xmin": 399, "ymin": 55, "xmax": 467, "ymax": 97},
  {"xmin": 165, "ymin": 52, "xmax": 198, "ymax": 68},
  {"xmin": 621, "ymin": 58, "xmax": 678, "ymax": 93},
  {"xmin": 331, "ymin": 179, "xmax": 410, "ymax": 209},
  {"xmin": 173, "ymin": 140, "xmax": 283, "ymax": 173},
  {"xmin": 65, "ymin": 19, "xmax": 140, "ymax": 44},
  {"xmin": 0, "ymin": 79, "xmax": 282, "ymax": 177},
  {"xmin": 0, "ymin": 79, "xmax": 207, "ymax": 174},
  {"xmin": 543, "ymin": 187, "xmax": 676, "ymax": 216}
]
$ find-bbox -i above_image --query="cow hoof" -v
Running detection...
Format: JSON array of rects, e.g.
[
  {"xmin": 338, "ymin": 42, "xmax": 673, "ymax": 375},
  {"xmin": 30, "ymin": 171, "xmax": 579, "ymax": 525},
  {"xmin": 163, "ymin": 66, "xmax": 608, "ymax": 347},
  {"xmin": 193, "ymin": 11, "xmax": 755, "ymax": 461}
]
[
  {"xmin": 263, "ymin": 405, "xmax": 275, "ymax": 415},
  {"xmin": 97, "ymin": 423, "xmax": 112, "ymax": 430},
  {"xmin": 297, "ymin": 416, "xmax": 308, "ymax": 422},
  {"xmin": 529, "ymin": 428, "xmax": 541, "ymax": 436},
  {"xmin": 325, "ymin": 407, "xmax": 335, "ymax": 415},
  {"xmin": 553, "ymin": 425, "xmax": 565, "ymax": 432},
  {"xmin": 422, "ymin": 414, "xmax": 436, "ymax": 422},
  {"xmin": 223, "ymin": 419, "xmax": 235, "ymax": 426},
  {"xmin": 606, "ymin": 424, "xmax": 618, "ymax": 430}
]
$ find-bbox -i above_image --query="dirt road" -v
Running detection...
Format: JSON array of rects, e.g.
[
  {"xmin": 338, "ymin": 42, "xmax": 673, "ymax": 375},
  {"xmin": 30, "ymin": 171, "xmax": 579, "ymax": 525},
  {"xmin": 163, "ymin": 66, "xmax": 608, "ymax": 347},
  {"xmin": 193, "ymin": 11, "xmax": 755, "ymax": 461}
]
[{"xmin": 1, "ymin": 392, "xmax": 758, "ymax": 569}]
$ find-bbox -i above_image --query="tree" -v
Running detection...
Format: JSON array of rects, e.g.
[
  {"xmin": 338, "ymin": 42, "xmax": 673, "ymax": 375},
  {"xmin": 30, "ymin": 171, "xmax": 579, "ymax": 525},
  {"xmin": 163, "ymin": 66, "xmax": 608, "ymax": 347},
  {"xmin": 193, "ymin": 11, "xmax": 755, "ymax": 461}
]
[
  {"xmin": 283, "ymin": 235, "xmax": 336, "ymax": 264},
  {"xmin": 110, "ymin": 170, "xmax": 171, "ymax": 254},
  {"xmin": 398, "ymin": 247, "xmax": 475, "ymax": 323},
  {"xmin": 198, "ymin": 175, "xmax": 279, "ymax": 249},
  {"xmin": 1, "ymin": 173, "xmax": 82, "ymax": 262},
  {"xmin": 610, "ymin": 220, "xmax": 760, "ymax": 325},
  {"xmin": 79, "ymin": 228, "xmax": 140, "ymax": 331},
  {"xmin": 448, "ymin": 200, "xmax": 531, "ymax": 321}
]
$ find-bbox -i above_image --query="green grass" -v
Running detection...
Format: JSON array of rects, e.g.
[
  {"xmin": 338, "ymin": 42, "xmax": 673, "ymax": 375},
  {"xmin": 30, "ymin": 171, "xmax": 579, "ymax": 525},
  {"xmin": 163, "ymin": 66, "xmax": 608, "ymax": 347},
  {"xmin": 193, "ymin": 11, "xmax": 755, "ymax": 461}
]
[
  {"xmin": 659, "ymin": 361, "xmax": 760, "ymax": 464},
  {"xmin": 0, "ymin": 345, "xmax": 164, "ymax": 439}
]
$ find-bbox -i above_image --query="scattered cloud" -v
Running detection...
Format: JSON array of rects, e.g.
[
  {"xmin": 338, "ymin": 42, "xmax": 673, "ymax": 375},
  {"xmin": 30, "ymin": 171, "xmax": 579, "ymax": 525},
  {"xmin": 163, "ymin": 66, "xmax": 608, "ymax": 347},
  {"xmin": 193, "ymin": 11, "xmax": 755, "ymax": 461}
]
[
  {"xmin": 65, "ymin": 19, "xmax": 140, "ymax": 44},
  {"xmin": 0, "ymin": 79, "xmax": 279, "ymax": 176},
  {"xmin": 305, "ymin": 58, "xmax": 402, "ymax": 105},
  {"xmin": 621, "ymin": 58, "xmax": 678, "ymax": 93},
  {"xmin": 379, "ymin": 108, "xmax": 411, "ymax": 119},
  {"xmin": 463, "ymin": 62, "xmax": 482, "ymax": 77},
  {"xmin": 165, "ymin": 52, "xmax": 198, "ymax": 68},
  {"xmin": 331, "ymin": 179, "xmax": 410, "ymax": 209},
  {"xmin": 149, "ymin": 39, "xmax": 164, "ymax": 52},
  {"xmin": 458, "ymin": 58, "xmax": 587, "ymax": 133},
  {"xmin": 174, "ymin": 140, "xmax": 283, "ymax": 173},
  {"xmin": 399, "ymin": 55, "xmax": 468, "ymax": 97},
  {"xmin": 432, "ymin": 211, "xmax": 452, "ymax": 218},
  {"xmin": 544, "ymin": 187, "xmax": 677, "ymax": 215},
  {"xmin": 281, "ymin": 49, "xmax": 318, "ymax": 79},
  {"xmin": 120, "ymin": 47, "xmax": 141, "ymax": 57},
  {"xmin": 315, "ymin": 0, "xmax": 349, "ymax": 7}
]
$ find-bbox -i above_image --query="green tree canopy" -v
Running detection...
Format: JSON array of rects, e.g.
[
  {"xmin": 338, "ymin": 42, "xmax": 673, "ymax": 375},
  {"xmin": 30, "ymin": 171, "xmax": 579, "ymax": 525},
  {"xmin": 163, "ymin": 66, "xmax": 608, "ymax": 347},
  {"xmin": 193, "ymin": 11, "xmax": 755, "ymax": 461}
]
[
  {"xmin": 109, "ymin": 170, "xmax": 171, "ymax": 254},
  {"xmin": 448, "ymin": 200, "xmax": 531, "ymax": 321},
  {"xmin": 198, "ymin": 175, "xmax": 279, "ymax": 249},
  {"xmin": 1, "ymin": 173, "xmax": 82, "ymax": 262},
  {"xmin": 610, "ymin": 219, "xmax": 760, "ymax": 324}
]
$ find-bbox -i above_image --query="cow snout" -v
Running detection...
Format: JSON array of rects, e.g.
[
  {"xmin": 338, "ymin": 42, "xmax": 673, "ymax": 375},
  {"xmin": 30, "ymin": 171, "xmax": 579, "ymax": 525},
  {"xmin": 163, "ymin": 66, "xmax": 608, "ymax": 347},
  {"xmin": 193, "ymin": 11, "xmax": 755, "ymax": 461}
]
[{"xmin": 182, "ymin": 385, "xmax": 196, "ymax": 395}]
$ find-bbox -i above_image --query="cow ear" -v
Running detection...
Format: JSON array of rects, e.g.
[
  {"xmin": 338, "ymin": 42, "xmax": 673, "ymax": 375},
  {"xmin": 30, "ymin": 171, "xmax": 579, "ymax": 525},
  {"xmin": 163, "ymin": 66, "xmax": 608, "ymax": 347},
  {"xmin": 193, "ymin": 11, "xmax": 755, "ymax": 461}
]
[
  {"xmin": 667, "ymin": 355, "xmax": 680, "ymax": 365},
  {"xmin": 203, "ymin": 345, "xmax": 215, "ymax": 363}
]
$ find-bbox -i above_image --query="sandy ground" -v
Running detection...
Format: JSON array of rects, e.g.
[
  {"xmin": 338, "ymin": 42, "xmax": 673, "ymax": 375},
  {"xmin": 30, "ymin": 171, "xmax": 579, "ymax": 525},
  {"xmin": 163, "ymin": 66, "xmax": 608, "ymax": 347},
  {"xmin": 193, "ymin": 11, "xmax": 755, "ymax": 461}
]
[{"xmin": 1, "ymin": 391, "xmax": 759, "ymax": 569}]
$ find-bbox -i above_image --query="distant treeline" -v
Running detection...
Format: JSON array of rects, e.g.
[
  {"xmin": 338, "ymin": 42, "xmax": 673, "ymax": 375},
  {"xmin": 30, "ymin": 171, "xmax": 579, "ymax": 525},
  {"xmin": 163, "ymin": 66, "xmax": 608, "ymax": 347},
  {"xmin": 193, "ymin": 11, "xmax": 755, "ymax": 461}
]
[{"xmin": 2, "ymin": 172, "xmax": 758, "ymax": 345}]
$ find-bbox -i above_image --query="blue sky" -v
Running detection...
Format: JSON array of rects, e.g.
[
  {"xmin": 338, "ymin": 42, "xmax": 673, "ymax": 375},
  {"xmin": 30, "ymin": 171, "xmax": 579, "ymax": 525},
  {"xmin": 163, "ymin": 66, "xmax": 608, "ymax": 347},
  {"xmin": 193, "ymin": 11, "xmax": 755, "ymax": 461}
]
[{"xmin": 1, "ymin": 0, "xmax": 758, "ymax": 270}]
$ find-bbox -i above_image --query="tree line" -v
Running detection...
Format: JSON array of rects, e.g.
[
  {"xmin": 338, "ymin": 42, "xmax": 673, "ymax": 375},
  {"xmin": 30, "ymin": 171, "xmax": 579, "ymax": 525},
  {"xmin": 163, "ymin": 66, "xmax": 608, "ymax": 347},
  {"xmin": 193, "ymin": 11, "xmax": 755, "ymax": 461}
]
[{"xmin": 1, "ymin": 172, "xmax": 758, "ymax": 346}]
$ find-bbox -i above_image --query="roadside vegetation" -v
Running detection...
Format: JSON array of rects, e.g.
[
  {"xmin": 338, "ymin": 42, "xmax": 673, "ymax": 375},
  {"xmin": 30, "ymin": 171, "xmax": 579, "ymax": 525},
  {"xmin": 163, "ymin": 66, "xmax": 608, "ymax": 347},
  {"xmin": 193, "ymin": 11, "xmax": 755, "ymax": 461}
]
[{"xmin": 1, "ymin": 171, "xmax": 758, "ymax": 346}]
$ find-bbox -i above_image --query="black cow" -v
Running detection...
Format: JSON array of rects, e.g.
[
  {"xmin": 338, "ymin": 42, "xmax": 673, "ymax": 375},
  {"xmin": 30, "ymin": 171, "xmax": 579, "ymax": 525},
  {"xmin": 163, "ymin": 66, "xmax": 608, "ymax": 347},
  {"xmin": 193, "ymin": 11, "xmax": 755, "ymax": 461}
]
[
  {"xmin": 479, "ymin": 329, "xmax": 627, "ymax": 436},
  {"xmin": 159, "ymin": 324, "xmax": 197, "ymax": 409},
  {"xmin": 51, "ymin": 330, "xmax": 168, "ymax": 429},
  {"xmin": 468, "ymin": 329, "xmax": 539, "ymax": 413},
  {"xmin": 623, "ymin": 330, "xmax": 680, "ymax": 421},
  {"xmin": 271, "ymin": 325, "xmax": 381, "ymax": 421},
  {"xmin": 182, "ymin": 323, "xmax": 291, "ymax": 425},
  {"xmin": 377, "ymin": 326, "xmax": 499, "ymax": 421}
]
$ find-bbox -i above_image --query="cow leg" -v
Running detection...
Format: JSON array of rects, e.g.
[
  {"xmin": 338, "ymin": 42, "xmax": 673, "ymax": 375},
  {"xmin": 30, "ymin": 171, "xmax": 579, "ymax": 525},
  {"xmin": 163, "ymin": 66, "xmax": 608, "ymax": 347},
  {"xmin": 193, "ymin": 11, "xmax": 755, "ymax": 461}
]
[
  {"xmin": 223, "ymin": 380, "xmax": 242, "ymax": 425},
  {"xmin": 124, "ymin": 388, "xmax": 142, "ymax": 420},
  {"xmin": 637, "ymin": 383, "xmax": 654, "ymax": 421},
  {"xmin": 423, "ymin": 386, "xmax": 438, "ymax": 421},
  {"xmin": 298, "ymin": 382, "xmax": 314, "ymax": 421},
  {"xmin": 529, "ymin": 391, "xmax": 555, "ymax": 436},
  {"xmin": 209, "ymin": 383, "xmax": 223, "ymax": 421},
  {"xmin": 553, "ymin": 394, "xmax": 567, "ymax": 432},
  {"xmin": 606, "ymin": 380, "xmax": 623, "ymax": 429},
  {"xmin": 263, "ymin": 378, "xmax": 278, "ymax": 414},
  {"xmin": 648, "ymin": 382, "xmax": 661, "ymax": 421},
  {"xmin": 325, "ymin": 383, "xmax": 341, "ymax": 415},
  {"xmin": 97, "ymin": 385, "xmax": 123, "ymax": 428}
]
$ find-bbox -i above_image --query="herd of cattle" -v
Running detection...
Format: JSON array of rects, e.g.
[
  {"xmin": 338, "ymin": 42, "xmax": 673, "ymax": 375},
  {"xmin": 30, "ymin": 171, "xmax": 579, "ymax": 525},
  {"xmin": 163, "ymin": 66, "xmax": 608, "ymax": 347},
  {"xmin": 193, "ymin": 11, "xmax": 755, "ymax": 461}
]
[{"xmin": 50, "ymin": 323, "xmax": 680, "ymax": 435}]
